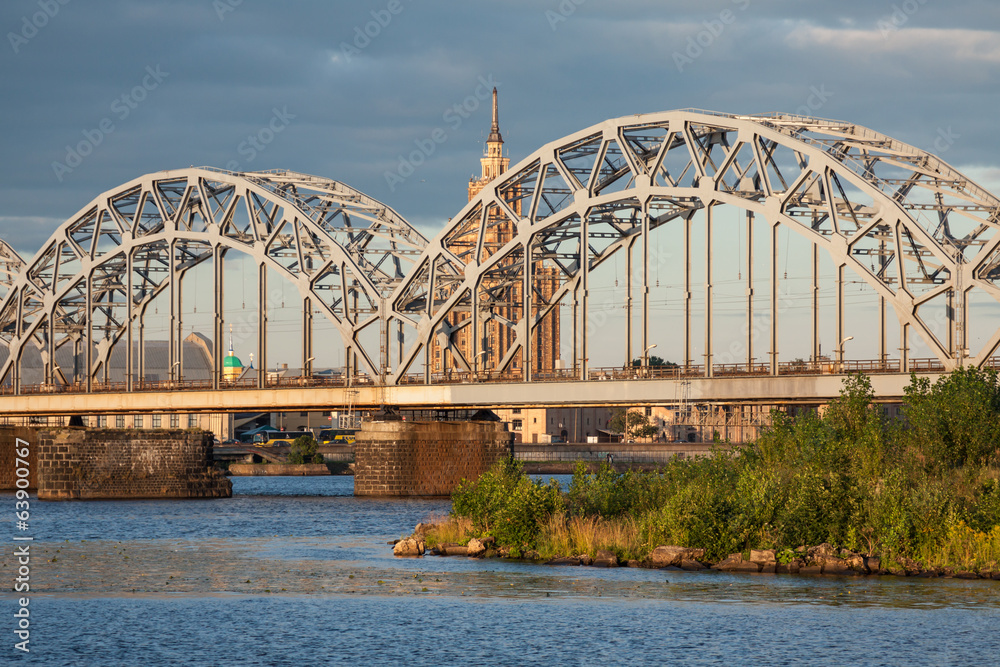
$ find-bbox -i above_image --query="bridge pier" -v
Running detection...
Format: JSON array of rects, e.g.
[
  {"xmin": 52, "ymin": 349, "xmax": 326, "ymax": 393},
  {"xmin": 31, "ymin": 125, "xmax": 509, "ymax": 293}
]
[
  {"xmin": 354, "ymin": 420, "xmax": 512, "ymax": 497},
  {"xmin": 36, "ymin": 428, "xmax": 231, "ymax": 500}
]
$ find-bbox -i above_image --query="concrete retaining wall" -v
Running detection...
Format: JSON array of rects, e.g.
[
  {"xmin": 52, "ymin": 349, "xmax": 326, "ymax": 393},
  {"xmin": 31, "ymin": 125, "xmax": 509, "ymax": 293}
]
[
  {"xmin": 37, "ymin": 428, "xmax": 232, "ymax": 500},
  {"xmin": 354, "ymin": 420, "xmax": 512, "ymax": 497},
  {"xmin": 228, "ymin": 463, "xmax": 330, "ymax": 476},
  {"xmin": 514, "ymin": 442, "xmax": 726, "ymax": 463}
]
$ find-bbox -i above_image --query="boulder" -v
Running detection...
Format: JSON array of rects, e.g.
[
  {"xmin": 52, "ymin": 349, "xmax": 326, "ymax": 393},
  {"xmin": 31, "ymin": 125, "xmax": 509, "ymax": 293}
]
[
  {"xmin": 710, "ymin": 553, "xmax": 743, "ymax": 571},
  {"xmin": 626, "ymin": 560, "xmax": 642, "ymax": 568},
  {"xmin": 733, "ymin": 562, "xmax": 762, "ymax": 573},
  {"xmin": 992, "ymin": 572, "xmax": 1000, "ymax": 581},
  {"xmin": 820, "ymin": 557, "xmax": 852, "ymax": 575},
  {"xmin": 955, "ymin": 571, "xmax": 979, "ymax": 579},
  {"xmin": 902, "ymin": 557, "xmax": 924, "ymax": 576},
  {"xmin": 479, "ymin": 536, "xmax": 496, "ymax": 546},
  {"xmin": 749, "ymin": 549, "xmax": 776, "ymax": 564},
  {"xmin": 579, "ymin": 554, "xmax": 593, "ymax": 566},
  {"xmin": 807, "ymin": 543, "xmax": 836, "ymax": 561},
  {"xmin": 593, "ymin": 550, "xmax": 618, "ymax": 568},
  {"xmin": 393, "ymin": 538, "xmax": 423, "ymax": 557},
  {"xmin": 680, "ymin": 559, "xmax": 707, "ymax": 571},
  {"xmin": 840, "ymin": 552, "xmax": 866, "ymax": 572},
  {"xmin": 443, "ymin": 545, "xmax": 468, "ymax": 556},
  {"xmin": 760, "ymin": 564, "xmax": 776, "ymax": 574},
  {"xmin": 714, "ymin": 554, "xmax": 760, "ymax": 573},
  {"xmin": 466, "ymin": 538, "xmax": 486, "ymax": 558},
  {"xmin": 650, "ymin": 546, "xmax": 694, "ymax": 568},
  {"xmin": 546, "ymin": 556, "xmax": 580, "ymax": 566},
  {"xmin": 864, "ymin": 556, "xmax": 881, "ymax": 573},
  {"xmin": 799, "ymin": 565, "xmax": 823, "ymax": 575}
]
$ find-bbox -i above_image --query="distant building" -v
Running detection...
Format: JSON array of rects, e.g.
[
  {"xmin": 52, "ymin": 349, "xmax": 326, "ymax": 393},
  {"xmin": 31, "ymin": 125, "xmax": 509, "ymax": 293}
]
[
  {"xmin": 433, "ymin": 88, "xmax": 561, "ymax": 377},
  {"xmin": 222, "ymin": 326, "xmax": 244, "ymax": 382},
  {"xmin": 2, "ymin": 332, "xmax": 234, "ymax": 438}
]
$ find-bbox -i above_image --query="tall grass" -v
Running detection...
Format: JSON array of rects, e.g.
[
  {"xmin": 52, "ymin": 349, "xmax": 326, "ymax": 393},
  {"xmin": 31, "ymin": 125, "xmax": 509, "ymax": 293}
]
[{"xmin": 448, "ymin": 369, "xmax": 1000, "ymax": 570}]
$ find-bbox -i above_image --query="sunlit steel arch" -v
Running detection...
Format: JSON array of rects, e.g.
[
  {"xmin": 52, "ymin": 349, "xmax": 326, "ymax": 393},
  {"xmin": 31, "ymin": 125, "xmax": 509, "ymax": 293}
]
[
  {"xmin": 388, "ymin": 108, "xmax": 1000, "ymax": 384},
  {"xmin": 0, "ymin": 167, "xmax": 427, "ymax": 392},
  {"xmin": 0, "ymin": 240, "xmax": 25, "ymax": 301}
]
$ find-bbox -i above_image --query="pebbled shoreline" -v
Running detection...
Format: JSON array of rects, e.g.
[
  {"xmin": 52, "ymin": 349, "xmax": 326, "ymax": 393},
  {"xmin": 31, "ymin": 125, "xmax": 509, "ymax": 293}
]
[{"xmin": 393, "ymin": 524, "xmax": 1000, "ymax": 581}]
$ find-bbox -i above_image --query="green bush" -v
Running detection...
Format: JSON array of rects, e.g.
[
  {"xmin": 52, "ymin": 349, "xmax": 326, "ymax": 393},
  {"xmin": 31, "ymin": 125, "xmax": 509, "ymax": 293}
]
[
  {"xmin": 904, "ymin": 367, "xmax": 1000, "ymax": 468},
  {"xmin": 288, "ymin": 435, "xmax": 321, "ymax": 464},
  {"xmin": 451, "ymin": 459, "xmax": 563, "ymax": 556},
  {"xmin": 447, "ymin": 369, "xmax": 1000, "ymax": 568}
]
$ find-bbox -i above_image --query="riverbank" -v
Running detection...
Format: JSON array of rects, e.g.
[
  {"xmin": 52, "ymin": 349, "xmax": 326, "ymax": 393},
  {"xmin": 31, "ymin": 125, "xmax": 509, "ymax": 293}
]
[
  {"xmin": 438, "ymin": 371, "xmax": 1000, "ymax": 575},
  {"xmin": 395, "ymin": 520, "xmax": 1000, "ymax": 580}
]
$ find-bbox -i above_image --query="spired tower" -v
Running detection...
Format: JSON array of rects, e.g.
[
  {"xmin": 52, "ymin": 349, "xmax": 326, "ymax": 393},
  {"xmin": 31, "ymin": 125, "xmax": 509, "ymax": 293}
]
[
  {"xmin": 222, "ymin": 325, "xmax": 243, "ymax": 382},
  {"xmin": 468, "ymin": 88, "xmax": 510, "ymax": 200},
  {"xmin": 430, "ymin": 89, "xmax": 560, "ymax": 379}
]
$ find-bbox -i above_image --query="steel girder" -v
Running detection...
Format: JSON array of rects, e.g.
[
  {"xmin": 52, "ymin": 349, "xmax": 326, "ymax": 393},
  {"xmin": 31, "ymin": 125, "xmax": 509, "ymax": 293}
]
[
  {"xmin": 0, "ymin": 168, "xmax": 427, "ymax": 391},
  {"xmin": 4, "ymin": 110, "xmax": 999, "ymax": 394},
  {"xmin": 388, "ymin": 109, "xmax": 1000, "ymax": 383}
]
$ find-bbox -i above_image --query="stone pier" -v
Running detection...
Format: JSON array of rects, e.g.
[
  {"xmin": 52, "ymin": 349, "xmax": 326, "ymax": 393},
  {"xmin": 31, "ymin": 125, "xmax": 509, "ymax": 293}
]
[
  {"xmin": 354, "ymin": 420, "xmax": 512, "ymax": 497},
  {"xmin": 0, "ymin": 426, "xmax": 38, "ymax": 491},
  {"xmin": 37, "ymin": 428, "xmax": 232, "ymax": 500}
]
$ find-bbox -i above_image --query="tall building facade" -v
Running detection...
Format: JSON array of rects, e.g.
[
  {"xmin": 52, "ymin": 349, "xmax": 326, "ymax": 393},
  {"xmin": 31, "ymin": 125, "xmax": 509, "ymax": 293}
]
[{"xmin": 433, "ymin": 89, "xmax": 560, "ymax": 377}]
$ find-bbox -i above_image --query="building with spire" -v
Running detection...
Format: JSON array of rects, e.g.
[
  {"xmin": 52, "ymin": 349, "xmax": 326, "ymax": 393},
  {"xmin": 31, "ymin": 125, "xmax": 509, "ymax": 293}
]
[
  {"xmin": 432, "ymin": 89, "xmax": 560, "ymax": 381},
  {"xmin": 468, "ymin": 88, "xmax": 510, "ymax": 200},
  {"xmin": 222, "ymin": 325, "xmax": 243, "ymax": 382}
]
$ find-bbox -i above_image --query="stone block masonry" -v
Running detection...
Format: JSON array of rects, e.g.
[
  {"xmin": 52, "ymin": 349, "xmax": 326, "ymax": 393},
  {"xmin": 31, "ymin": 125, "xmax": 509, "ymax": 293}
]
[
  {"xmin": 0, "ymin": 426, "xmax": 38, "ymax": 491},
  {"xmin": 37, "ymin": 428, "xmax": 232, "ymax": 500},
  {"xmin": 354, "ymin": 420, "xmax": 513, "ymax": 497}
]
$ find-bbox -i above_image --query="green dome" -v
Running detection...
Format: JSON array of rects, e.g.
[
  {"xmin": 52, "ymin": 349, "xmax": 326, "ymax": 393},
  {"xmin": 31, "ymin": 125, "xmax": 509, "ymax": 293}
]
[{"xmin": 223, "ymin": 354, "xmax": 243, "ymax": 368}]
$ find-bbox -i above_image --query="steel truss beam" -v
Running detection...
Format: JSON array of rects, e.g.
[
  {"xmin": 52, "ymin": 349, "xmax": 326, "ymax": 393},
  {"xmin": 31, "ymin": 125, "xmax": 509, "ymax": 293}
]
[
  {"xmin": 0, "ymin": 168, "xmax": 427, "ymax": 393},
  {"xmin": 389, "ymin": 109, "xmax": 1000, "ymax": 383}
]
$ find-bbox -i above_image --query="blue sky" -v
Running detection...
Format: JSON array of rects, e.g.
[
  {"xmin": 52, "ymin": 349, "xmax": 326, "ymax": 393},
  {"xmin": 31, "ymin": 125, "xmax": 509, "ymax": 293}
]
[{"xmin": 2, "ymin": 0, "xmax": 999, "ymax": 366}]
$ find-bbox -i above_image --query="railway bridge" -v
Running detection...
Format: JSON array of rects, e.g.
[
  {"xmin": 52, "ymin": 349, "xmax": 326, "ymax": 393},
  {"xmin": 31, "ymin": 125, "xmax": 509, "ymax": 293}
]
[{"xmin": 2, "ymin": 109, "xmax": 997, "ymax": 419}]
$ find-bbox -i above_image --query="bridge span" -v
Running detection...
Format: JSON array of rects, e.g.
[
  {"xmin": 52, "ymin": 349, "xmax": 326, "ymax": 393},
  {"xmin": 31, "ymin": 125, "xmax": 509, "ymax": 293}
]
[
  {"xmin": 2, "ymin": 107, "xmax": 998, "ymax": 421},
  {"xmin": 0, "ymin": 368, "xmax": 940, "ymax": 416}
]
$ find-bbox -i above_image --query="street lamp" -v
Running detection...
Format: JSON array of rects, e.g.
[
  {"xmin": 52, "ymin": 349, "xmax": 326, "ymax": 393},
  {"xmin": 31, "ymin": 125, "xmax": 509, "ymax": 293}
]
[
  {"xmin": 838, "ymin": 336, "xmax": 854, "ymax": 373},
  {"xmin": 474, "ymin": 350, "xmax": 488, "ymax": 380},
  {"xmin": 642, "ymin": 344, "xmax": 657, "ymax": 377}
]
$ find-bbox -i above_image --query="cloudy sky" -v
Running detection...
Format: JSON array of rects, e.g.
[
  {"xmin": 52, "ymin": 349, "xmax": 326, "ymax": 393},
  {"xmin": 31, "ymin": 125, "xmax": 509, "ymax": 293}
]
[{"xmin": 3, "ymin": 0, "xmax": 999, "ymax": 257}]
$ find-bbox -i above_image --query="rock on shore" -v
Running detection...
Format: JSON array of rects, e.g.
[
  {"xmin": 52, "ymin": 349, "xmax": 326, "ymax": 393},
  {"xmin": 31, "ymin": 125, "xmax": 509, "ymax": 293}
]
[{"xmin": 394, "ymin": 524, "xmax": 999, "ymax": 580}]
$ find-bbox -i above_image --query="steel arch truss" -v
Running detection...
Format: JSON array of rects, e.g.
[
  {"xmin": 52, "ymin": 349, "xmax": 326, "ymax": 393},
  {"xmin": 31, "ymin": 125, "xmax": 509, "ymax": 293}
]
[
  {"xmin": 0, "ymin": 168, "xmax": 427, "ymax": 391},
  {"xmin": 389, "ymin": 109, "xmax": 1000, "ymax": 384}
]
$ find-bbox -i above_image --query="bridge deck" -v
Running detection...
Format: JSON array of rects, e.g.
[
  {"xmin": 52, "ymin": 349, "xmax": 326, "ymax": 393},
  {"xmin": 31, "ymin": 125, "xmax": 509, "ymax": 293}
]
[{"xmin": 1, "ymin": 372, "xmax": 938, "ymax": 415}]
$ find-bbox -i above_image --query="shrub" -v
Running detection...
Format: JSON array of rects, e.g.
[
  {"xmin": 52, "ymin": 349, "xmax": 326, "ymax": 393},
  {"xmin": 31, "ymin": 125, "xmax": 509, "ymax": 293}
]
[
  {"xmin": 288, "ymin": 435, "xmax": 320, "ymax": 464},
  {"xmin": 904, "ymin": 367, "xmax": 1000, "ymax": 468},
  {"xmin": 445, "ymin": 369, "xmax": 1000, "ymax": 570},
  {"xmin": 451, "ymin": 459, "xmax": 563, "ymax": 556}
]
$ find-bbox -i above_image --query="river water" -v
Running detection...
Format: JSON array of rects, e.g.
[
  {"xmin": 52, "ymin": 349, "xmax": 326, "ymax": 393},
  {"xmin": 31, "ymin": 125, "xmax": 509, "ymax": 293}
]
[{"xmin": 5, "ymin": 476, "xmax": 1000, "ymax": 665}]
